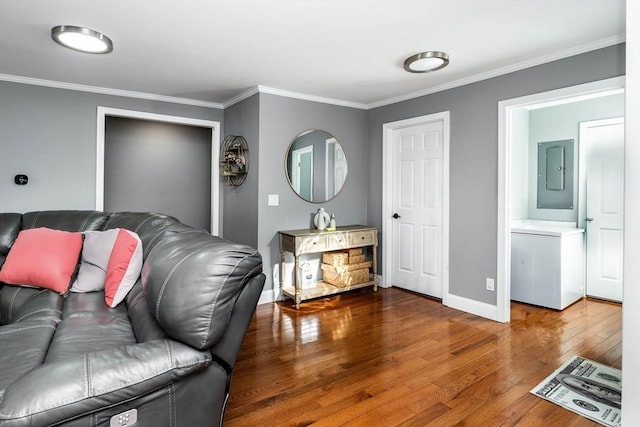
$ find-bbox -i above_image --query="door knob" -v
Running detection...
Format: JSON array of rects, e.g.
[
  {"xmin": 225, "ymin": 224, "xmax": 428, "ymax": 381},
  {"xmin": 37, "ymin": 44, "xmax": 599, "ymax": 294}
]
[
  {"xmin": 392, "ymin": 213, "xmax": 401, "ymax": 219},
  {"xmin": 585, "ymin": 217, "xmax": 594, "ymax": 222}
]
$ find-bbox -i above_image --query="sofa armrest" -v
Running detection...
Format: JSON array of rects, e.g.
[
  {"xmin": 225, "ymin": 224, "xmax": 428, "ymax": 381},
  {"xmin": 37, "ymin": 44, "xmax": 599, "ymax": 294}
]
[{"xmin": 0, "ymin": 339, "xmax": 211, "ymax": 427}]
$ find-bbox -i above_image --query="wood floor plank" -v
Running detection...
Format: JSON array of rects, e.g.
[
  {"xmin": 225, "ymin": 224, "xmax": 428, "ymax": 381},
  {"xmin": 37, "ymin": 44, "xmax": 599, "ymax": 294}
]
[{"xmin": 225, "ymin": 288, "xmax": 621, "ymax": 426}]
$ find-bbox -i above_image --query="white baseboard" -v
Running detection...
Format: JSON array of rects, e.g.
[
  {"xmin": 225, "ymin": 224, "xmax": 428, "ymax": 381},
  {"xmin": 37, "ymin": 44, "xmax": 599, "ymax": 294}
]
[
  {"xmin": 376, "ymin": 274, "xmax": 390, "ymax": 288},
  {"xmin": 257, "ymin": 288, "xmax": 281, "ymax": 305},
  {"xmin": 444, "ymin": 293, "xmax": 500, "ymax": 322}
]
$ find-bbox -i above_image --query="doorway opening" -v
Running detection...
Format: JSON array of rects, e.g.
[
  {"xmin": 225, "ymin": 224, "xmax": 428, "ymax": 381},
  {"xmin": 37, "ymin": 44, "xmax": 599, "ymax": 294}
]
[
  {"xmin": 497, "ymin": 76, "xmax": 625, "ymax": 322},
  {"xmin": 96, "ymin": 107, "xmax": 221, "ymax": 235}
]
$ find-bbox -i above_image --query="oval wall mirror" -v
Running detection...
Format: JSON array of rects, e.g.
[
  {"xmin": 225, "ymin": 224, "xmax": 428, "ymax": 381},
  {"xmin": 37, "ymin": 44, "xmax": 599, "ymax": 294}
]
[{"xmin": 285, "ymin": 130, "xmax": 348, "ymax": 203}]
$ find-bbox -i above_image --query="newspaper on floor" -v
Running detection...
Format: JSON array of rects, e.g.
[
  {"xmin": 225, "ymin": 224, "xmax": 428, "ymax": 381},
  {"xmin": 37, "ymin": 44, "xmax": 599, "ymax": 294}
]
[{"xmin": 531, "ymin": 355, "xmax": 621, "ymax": 427}]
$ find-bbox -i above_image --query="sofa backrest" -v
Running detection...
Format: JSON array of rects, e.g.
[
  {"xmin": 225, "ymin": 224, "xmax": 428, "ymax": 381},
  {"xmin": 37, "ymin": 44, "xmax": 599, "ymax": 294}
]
[
  {"xmin": 0, "ymin": 213, "xmax": 23, "ymax": 269},
  {"xmin": 21, "ymin": 210, "xmax": 109, "ymax": 233},
  {"xmin": 0, "ymin": 210, "xmax": 264, "ymax": 351}
]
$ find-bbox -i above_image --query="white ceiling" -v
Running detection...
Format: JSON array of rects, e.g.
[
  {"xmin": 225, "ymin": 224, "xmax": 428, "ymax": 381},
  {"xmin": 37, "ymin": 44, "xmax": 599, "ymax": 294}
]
[{"xmin": 0, "ymin": 0, "xmax": 626, "ymax": 109}]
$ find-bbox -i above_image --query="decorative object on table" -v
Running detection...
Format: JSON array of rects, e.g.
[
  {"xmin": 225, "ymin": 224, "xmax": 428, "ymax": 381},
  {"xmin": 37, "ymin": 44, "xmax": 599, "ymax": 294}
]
[
  {"xmin": 314, "ymin": 208, "xmax": 330, "ymax": 231},
  {"xmin": 326, "ymin": 214, "xmax": 336, "ymax": 231},
  {"xmin": 220, "ymin": 135, "xmax": 249, "ymax": 186},
  {"xmin": 300, "ymin": 261, "xmax": 315, "ymax": 289}
]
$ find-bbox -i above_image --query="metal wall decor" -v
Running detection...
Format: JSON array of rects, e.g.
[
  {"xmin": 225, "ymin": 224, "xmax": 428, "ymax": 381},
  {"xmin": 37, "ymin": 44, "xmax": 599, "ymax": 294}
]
[{"xmin": 220, "ymin": 135, "xmax": 249, "ymax": 186}]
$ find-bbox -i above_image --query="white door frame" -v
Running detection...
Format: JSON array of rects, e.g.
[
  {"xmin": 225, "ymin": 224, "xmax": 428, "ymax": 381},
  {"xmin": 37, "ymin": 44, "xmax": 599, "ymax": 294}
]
[
  {"xmin": 96, "ymin": 106, "xmax": 221, "ymax": 236},
  {"xmin": 497, "ymin": 76, "xmax": 625, "ymax": 323},
  {"xmin": 382, "ymin": 111, "xmax": 450, "ymax": 304},
  {"xmin": 325, "ymin": 137, "xmax": 337, "ymax": 200}
]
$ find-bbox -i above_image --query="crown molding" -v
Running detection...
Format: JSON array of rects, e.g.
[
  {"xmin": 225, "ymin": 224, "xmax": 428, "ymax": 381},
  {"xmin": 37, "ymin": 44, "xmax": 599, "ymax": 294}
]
[
  {"xmin": 256, "ymin": 85, "xmax": 369, "ymax": 110},
  {"xmin": 0, "ymin": 35, "xmax": 625, "ymax": 112},
  {"xmin": 367, "ymin": 34, "xmax": 626, "ymax": 110},
  {"xmin": 223, "ymin": 85, "xmax": 369, "ymax": 110},
  {"xmin": 222, "ymin": 86, "xmax": 260, "ymax": 109},
  {"xmin": 0, "ymin": 73, "xmax": 225, "ymax": 109}
]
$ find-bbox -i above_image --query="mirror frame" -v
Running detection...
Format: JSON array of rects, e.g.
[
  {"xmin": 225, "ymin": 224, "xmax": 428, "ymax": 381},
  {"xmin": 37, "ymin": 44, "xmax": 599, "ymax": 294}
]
[{"xmin": 285, "ymin": 129, "xmax": 348, "ymax": 203}]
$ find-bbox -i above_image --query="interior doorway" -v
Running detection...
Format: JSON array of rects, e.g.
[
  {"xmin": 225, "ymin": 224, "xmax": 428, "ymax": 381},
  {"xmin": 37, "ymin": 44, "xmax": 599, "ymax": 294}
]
[
  {"xmin": 96, "ymin": 107, "xmax": 221, "ymax": 235},
  {"xmin": 497, "ymin": 76, "xmax": 625, "ymax": 322},
  {"xmin": 382, "ymin": 112, "xmax": 450, "ymax": 301}
]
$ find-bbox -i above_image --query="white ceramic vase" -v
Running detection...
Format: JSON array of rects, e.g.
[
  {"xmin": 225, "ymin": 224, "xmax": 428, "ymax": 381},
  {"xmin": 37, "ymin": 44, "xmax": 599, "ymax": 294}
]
[{"xmin": 314, "ymin": 208, "xmax": 330, "ymax": 231}]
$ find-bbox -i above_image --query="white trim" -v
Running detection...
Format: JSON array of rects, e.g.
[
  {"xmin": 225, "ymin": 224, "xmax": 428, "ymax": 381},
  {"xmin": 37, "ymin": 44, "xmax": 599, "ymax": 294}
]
[
  {"xmin": 0, "ymin": 73, "xmax": 223, "ymax": 109},
  {"xmin": 444, "ymin": 293, "xmax": 498, "ymax": 321},
  {"xmin": 258, "ymin": 288, "xmax": 280, "ymax": 305},
  {"xmin": 96, "ymin": 106, "xmax": 221, "ymax": 236},
  {"xmin": 497, "ymin": 76, "xmax": 625, "ymax": 323},
  {"xmin": 223, "ymin": 86, "xmax": 260, "ymax": 109},
  {"xmin": 382, "ymin": 112, "xmax": 450, "ymax": 304},
  {"xmin": 368, "ymin": 34, "xmax": 625, "ymax": 110},
  {"xmin": 1, "ymin": 35, "xmax": 623, "ymax": 112},
  {"xmin": 325, "ymin": 137, "xmax": 338, "ymax": 200},
  {"xmin": 255, "ymin": 85, "xmax": 369, "ymax": 110}
]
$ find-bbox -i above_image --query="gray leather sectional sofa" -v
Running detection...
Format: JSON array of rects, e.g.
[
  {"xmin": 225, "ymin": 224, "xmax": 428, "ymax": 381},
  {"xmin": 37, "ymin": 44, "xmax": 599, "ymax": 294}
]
[{"xmin": 0, "ymin": 210, "xmax": 265, "ymax": 427}]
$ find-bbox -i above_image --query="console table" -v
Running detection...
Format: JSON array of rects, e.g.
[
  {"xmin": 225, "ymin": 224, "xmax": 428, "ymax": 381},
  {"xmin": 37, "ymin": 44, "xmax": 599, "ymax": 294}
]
[{"xmin": 279, "ymin": 225, "xmax": 378, "ymax": 309}]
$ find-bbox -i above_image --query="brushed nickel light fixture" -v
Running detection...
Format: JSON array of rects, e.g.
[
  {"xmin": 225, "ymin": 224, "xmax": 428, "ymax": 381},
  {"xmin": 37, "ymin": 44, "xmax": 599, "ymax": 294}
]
[
  {"xmin": 404, "ymin": 51, "xmax": 449, "ymax": 73},
  {"xmin": 51, "ymin": 25, "xmax": 113, "ymax": 54}
]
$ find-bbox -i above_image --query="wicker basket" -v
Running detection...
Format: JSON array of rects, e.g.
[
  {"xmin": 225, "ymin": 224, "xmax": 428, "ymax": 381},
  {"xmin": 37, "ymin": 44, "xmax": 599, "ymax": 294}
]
[
  {"xmin": 322, "ymin": 251, "xmax": 350, "ymax": 266},
  {"xmin": 346, "ymin": 248, "xmax": 363, "ymax": 257},
  {"xmin": 321, "ymin": 261, "xmax": 372, "ymax": 274},
  {"xmin": 323, "ymin": 268, "xmax": 370, "ymax": 287},
  {"xmin": 323, "ymin": 250, "xmax": 366, "ymax": 266},
  {"xmin": 349, "ymin": 255, "xmax": 366, "ymax": 263}
]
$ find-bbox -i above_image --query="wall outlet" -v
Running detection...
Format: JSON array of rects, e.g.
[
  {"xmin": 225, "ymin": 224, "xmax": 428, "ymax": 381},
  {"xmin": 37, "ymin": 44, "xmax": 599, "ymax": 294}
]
[{"xmin": 486, "ymin": 278, "xmax": 495, "ymax": 291}]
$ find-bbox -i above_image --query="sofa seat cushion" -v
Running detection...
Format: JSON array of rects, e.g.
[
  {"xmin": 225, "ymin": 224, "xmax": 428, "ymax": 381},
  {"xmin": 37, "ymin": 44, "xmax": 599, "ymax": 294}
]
[
  {"xmin": 0, "ymin": 320, "xmax": 58, "ymax": 400},
  {"xmin": 45, "ymin": 292, "xmax": 137, "ymax": 364},
  {"xmin": 0, "ymin": 286, "xmax": 62, "ymax": 326}
]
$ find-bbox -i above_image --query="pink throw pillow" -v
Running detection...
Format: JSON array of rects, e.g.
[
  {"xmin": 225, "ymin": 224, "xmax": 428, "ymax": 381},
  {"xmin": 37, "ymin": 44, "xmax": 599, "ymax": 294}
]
[
  {"xmin": 0, "ymin": 228, "xmax": 83, "ymax": 294},
  {"xmin": 104, "ymin": 229, "xmax": 143, "ymax": 308}
]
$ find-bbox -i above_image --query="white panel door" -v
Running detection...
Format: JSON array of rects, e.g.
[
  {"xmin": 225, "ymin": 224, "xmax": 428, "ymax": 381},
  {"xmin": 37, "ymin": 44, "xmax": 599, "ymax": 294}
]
[
  {"xmin": 584, "ymin": 117, "xmax": 624, "ymax": 302},
  {"xmin": 391, "ymin": 121, "xmax": 444, "ymax": 298}
]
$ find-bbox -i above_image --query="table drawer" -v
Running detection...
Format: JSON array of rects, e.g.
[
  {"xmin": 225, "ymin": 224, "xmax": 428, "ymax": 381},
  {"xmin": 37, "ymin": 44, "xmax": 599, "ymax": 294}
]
[
  {"xmin": 296, "ymin": 235, "xmax": 328, "ymax": 254},
  {"xmin": 326, "ymin": 232, "xmax": 349, "ymax": 250},
  {"xmin": 349, "ymin": 230, "xmax": 376, "ymax": 246}
]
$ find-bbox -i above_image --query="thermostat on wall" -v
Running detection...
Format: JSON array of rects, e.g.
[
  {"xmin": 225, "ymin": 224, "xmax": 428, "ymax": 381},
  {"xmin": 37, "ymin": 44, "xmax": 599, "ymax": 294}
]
[{"xmin": 14, "ymin": 174, "xmax": 28, "ymax": 185}]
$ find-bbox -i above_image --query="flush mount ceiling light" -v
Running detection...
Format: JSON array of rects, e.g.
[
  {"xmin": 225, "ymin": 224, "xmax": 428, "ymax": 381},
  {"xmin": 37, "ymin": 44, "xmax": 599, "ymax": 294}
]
[
  {"xmin": 403, "ymin": 51, "xmax": 449, "ymax": 73},
  {"xmin": 51, "ymin": 25, "xmax": 113, "ymax": 54}
]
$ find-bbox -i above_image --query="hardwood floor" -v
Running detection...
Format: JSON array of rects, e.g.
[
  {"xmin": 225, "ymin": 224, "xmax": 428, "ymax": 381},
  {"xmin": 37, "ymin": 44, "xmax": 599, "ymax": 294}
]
[{"xmin": 225, "ymin": 288, "xmax": 621, "ymax": 426}]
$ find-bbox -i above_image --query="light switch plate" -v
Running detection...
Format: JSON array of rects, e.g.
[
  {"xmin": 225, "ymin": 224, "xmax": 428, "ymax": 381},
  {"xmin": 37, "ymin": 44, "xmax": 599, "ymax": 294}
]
[{"xmin": 268, "ymin": 194, "xmax": 279, "ymax": 206}]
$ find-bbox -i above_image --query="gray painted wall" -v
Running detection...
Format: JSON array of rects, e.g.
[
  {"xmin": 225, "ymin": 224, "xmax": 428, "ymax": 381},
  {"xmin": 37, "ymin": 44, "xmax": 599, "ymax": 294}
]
[
  {"xmin": 367, "ymin": 44, "xmax": 625, "ymax": 306},
  {"xmin": 222, "ymin": 94, "xmax": 259, "ymax": 247},
  {"xmin": 0, "ymin": 81, "xmax": 223, "ymax": 213},
  {"xmin": 258, "ymin": 93, "xmax": 368, "ymax": 292}
]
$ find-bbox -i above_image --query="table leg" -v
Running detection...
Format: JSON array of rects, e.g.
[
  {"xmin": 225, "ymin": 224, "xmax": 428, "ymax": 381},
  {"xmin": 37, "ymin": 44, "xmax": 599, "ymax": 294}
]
[
  {"xmin": 294, "ymin": 254, "xmax": 301, "ymax": 309},
  {"xmin": 373, "ymin": 244, "xmax": 378, "ymax": 291},
  {"xmin": 280, "ymin": 251, "xmax": 286, "ymax": 300}
]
